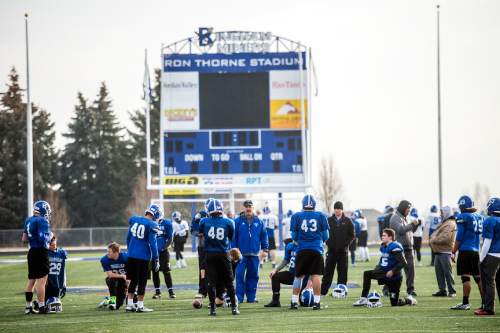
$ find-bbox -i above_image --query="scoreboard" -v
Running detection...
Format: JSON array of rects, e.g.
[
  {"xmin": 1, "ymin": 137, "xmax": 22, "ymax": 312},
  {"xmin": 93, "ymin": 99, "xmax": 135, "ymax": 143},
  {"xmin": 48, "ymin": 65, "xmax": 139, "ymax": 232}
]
[{"xmin": 160, "ymin": 40, "xmax": 309, "ymax": 193}]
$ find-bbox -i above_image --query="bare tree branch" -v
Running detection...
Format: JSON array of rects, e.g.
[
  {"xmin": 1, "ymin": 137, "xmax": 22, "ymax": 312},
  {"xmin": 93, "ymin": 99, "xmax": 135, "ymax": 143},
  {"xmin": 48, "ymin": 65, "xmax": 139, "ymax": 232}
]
[{"xmin": 316, "ymin": 155, "xmax": 342, "ymax": 214}]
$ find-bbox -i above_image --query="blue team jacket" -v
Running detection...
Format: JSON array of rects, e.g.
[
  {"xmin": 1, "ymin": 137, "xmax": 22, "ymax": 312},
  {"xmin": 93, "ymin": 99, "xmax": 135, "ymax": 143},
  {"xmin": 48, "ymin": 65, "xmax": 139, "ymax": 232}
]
[{"xmin": 232, "ymin": 215, "xmax": 269, "ymax": 256}]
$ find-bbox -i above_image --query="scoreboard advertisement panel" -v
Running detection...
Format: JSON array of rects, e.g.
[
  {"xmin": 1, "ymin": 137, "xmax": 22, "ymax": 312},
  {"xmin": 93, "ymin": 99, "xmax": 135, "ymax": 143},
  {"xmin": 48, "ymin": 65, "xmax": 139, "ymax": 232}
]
[{"xmin": 160, "ymin": 37, "xmax": 309, "ymax": 194}]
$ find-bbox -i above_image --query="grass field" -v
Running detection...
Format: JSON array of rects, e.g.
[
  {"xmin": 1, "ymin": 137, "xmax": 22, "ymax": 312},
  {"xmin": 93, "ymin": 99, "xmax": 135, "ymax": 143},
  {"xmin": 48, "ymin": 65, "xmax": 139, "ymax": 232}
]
[{"xmin": 0, "ymin": 251, "xmax": 499, "ymax": 333}]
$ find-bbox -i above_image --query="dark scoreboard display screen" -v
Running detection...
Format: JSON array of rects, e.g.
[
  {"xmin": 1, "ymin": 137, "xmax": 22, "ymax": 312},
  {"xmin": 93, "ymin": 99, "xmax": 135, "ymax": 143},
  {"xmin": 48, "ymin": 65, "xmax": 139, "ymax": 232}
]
[{"xmin": 199, "ymin": 73, "xmax": 269, "ymax": 129}]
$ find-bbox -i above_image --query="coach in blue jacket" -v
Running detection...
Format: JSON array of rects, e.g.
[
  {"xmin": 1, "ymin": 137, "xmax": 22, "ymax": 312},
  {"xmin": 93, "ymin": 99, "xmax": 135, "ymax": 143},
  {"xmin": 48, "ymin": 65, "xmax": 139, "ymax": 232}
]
[{"xmin": 232, "ymin": 200, "xmax": 269, "ymax": 303}]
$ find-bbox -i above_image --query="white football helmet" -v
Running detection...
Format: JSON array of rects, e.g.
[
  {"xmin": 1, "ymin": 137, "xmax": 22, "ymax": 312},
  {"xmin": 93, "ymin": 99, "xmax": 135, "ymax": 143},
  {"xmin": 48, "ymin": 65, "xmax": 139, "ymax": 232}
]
[
  {"xmin": 47, "ymin": 297, "xmax": 62, "ymax": 313},
  {"xmin": 332, "ymin": 284, "xmax": 348, "ymax": 298},
  {"xmin": 367, "ymin": 291, "xmax": 382, "ymax": 308}
]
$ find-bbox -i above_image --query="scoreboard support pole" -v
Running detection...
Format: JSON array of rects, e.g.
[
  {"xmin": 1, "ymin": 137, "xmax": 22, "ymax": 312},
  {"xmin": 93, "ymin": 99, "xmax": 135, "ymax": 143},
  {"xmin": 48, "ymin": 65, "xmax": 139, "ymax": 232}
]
[
  {"xmin": 278, "ymin": 192, "xmax": 284, "ymax": 251},
  {"xmin": 229, "ymin": 190, "xmax": 235, "ymax": 216}
]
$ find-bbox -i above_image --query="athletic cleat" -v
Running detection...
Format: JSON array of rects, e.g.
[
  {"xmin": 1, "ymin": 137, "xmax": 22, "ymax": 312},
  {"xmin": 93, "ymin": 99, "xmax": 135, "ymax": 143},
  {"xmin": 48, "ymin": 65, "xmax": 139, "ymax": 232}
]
[
  {"xmin": 408, "ymin": 291, "xmax": 417, "ymax": 297},
  {"xmin": 450, "ymin": 303, "xmax": 470, "ymax": 310},
  {"xmin": 97, "ymin": 297, "xmax": 110, "ymax": 308},
  {"xmin": 168, "ymin": 290, "xmax": 176, "ymax": 299},
  {"xmin": 290, "ymin": 302, "xmax": 299, "ymax": 310},
  {"xmin": 136, "ymin": 306, "xmax": 153, "ymax": 312},
  {"xmin": 353, "ymin": 297, "xmax": 368, "ymax": 307},
  {"xmin": 405, "ymin": 296, "xmax": 418, "ymax": 305},
  {"xmin": 108, "ymin": 303, "xmax": 116, "ymax": 310},
  {"xmin": 264, "ymin": 300, "xmax": 281, "ymax": 307},
  {"xmin": 125, "ymin": 304, "xmax": 136, "ymax": 312},
  {"xmin": 231, "ymin": 306, "xmax": 240, "ymax": 315},
  {"xmin": 152, "ymin": 293, "xmax": 161, "ymax": 299},
  {"xmin": 432, "ymin": 291, "xmax": 447, "ymax": 297},
  {"xmin": 25, "ymin": 306, "xmax": 38, "ymax": 314},
  {"xmin": 448, "ymin": 292, "xmax": 457, "ymax": 297},
  {"xmin": 312, "ymin": 302, "xmax": 321, "ymax": 310}
]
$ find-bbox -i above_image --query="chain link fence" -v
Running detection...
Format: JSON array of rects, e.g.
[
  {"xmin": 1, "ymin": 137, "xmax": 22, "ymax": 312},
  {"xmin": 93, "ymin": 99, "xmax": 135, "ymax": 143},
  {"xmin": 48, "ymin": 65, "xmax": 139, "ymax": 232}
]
[{"xmin": 0, "ymin": 227, "xmax": 129, "ymax": 249}]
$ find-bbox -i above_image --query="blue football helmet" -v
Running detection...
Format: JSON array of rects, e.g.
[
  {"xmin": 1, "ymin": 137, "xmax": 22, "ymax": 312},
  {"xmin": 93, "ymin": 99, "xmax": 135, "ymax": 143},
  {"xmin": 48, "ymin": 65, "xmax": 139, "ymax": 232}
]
[
  {"xmin": 199, "ymin": 210, "xmax": 208, "ymax": 218},
  {"xmin": 410, "ymin": 208, "xmax": 418, "ymax": 218},
  {"xmin": 145, "ymin": 203, "xmax": 163, "ymax": 221},
  {"xmin": 207, "ymin": 199, "xmax": 224, "ymax": 215},
  {"xmin": 486, "ymin": 198, "xmax": 500, "ymax": 216},
  {"xmin": 302, "ymin": 194, "xmax": 316, "ymax": 210},
  {"xmin": 430, "ymin": 205, "xmax": 438, "ymax": 213},
  {"xmin": 286, "ymin": 209, "xmax": 294, "ymax": 217},
  {"xmin": 458, "ymin": 195, "xmax": 474, "ymax": 211},
  {"xmin": 300, "ymin": 288, "xmax": 314, "ymax": 307},
  {"xmin": 384, "ymin": 205, "xmax": 393, "ymax": 214},
  {"xmin": 262, "ymin": 206, "xmax": 271, "ymax": 214},
  {"xmin": 204, "ymin": 198, "xmax": 215, "ymax": 210},
  {"xmin": 33, "ymin": 200, "xmax": 51, "ymax": 219}
]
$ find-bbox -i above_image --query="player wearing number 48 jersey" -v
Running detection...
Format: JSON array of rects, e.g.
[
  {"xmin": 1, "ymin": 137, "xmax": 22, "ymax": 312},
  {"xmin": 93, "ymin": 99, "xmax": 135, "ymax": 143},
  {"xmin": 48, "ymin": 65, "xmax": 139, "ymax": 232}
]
[
  {"xmin": 125, "ymin": 204, "xmax": 161, "ymax": 313},
  {"xmin": 451, "ymin": 195, "xmax": 484, "ymax": 310},
  {"xmin": 199, "ymin": 199, "xmax": 240, "ymax": 316},
  {"xmin": 289, "ymin": 195, "xmax": 329, "ymax": 310}
]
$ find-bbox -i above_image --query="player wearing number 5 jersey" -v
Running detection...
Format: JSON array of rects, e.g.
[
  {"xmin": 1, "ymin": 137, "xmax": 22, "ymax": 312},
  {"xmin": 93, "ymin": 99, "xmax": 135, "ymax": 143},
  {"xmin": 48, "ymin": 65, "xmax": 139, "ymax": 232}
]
[
  {"xmin": 353, "ymin": 228, "xmax": 413, "ymax": 307},
  {"xmin": 289, "ymin": 195, "xmax": 329, "ymax": 310},
  {"xmin": 125, "ymin": 204, "xmax": 161, "ymax": 312},
  {"xmin": 199, "ymin": 199, "xmax": 239, "ymax": 316}
]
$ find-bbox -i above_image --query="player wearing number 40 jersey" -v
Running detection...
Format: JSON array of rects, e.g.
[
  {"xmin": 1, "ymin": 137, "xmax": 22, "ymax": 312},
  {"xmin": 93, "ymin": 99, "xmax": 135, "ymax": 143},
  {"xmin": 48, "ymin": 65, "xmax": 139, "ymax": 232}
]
[
  {"xmin": 125, "ymin": 204, "xmax": 161, "ymax": 313},
  {"xmin": 451, "ymin": 195, "xmax": 484, "ymax": 310},
  {"xmin": 289, "ymin": 194, "xmax": 329, "ymax": 310},
  {"xmin": 199, "ymin": 199, "xmax": 240, "ymax": 316}
]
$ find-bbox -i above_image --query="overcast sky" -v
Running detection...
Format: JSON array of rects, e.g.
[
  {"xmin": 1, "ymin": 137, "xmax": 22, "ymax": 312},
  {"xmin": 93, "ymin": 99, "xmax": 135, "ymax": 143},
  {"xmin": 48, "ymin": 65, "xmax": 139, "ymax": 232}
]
[{"xmin": 1, "ymin": 0, "xmax": 499, "ymax": 214}]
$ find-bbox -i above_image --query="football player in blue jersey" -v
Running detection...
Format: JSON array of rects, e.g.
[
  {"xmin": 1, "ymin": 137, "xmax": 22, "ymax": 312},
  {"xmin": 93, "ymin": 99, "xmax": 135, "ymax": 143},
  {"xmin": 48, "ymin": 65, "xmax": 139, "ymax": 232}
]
[
  {"xmin": 199, "ymin": 199, "xmax": 239, "ymax": 316},
  {"xmin": 232, "ymin": 200, "xmax": 269, "ymax": 304},
  {"xmin": 22, "ymin": 200, "xmax": 53, "ymax": 314},
  {"xmin": 45, "ymin": 236, "xmax": 67, "ymax": 313},
  {"xmin": 125, "ymin": 203, "xmax": 161, "ymax": 312},
  {"xmin": 264, "ymin": 238, "xmax": 308, "ymax": 307},
  {"xmin": 475, "ymin": 198, "xmax": 500, "ymax": 316},
  {"xmin": 451, "ymin": 195, "xmax": 484, "ymax": 310},
  {"xmin": 100, "ymin": 242, "xmax": 128, "ymax": 310},
  {"xmin": 353, "ymin": 228, "xmax": 414, "ymax": 307},
  {"xmin": 191, "ymin": 209, "xmax": 209, "ymax": 297},
  {"xmin": 151, "ymin": 217, "xmax": 176, "ymax": 299},
  {"xmin": 289, "ymin": 194, "xmax": 329, "ymax": 310}
]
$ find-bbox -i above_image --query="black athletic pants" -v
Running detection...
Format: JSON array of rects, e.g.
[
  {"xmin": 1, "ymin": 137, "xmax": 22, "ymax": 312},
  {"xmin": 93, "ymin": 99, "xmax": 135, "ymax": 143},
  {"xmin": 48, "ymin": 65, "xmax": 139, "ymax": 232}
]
[
  {"xmin": 205, "ymin": 252, "xmax": 236, "ymax": 308},
  {"xmin": 361, "ymin": 269, "xmax": 403, "ymax": 306},
  {"xmin": 413, "ymin": 237, "xmax": 422, "ymax": 262},
  {"xmin": 321, "ymin": 248, "xmax": 348, "ymax": 295},
  {"xmin": 174, "ymin": 235, "xmax": 186, "ymax": 260},
  {"xmin": 106, "ymin": 277, "xmax": 127, "ymax": 309}
]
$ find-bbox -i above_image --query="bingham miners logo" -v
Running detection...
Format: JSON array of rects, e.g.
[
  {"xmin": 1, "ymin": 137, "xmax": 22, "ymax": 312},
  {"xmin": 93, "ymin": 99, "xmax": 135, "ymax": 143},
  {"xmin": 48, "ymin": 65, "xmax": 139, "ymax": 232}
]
[{"xmin": 165, "ymin": 108, "xmax": 197, "ymax": 121}]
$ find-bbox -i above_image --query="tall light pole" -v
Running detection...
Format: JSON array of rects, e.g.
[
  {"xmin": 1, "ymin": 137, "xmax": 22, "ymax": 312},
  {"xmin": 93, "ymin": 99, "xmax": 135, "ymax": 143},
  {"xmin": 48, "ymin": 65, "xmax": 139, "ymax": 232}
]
[
  {"xmin": 25, "ymin": 13, "xmax": 34, "ymax": 214},
  {"xmin": 436, "ymin": 5, "xmax": 443, "ymax": 208}
]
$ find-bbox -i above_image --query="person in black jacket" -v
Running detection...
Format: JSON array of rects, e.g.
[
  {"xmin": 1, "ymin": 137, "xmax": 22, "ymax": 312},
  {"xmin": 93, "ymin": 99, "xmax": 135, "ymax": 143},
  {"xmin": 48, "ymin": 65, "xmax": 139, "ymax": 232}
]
[{"xmin": 320, "ymin": 201, "xmax": 355, "ymax": 296}]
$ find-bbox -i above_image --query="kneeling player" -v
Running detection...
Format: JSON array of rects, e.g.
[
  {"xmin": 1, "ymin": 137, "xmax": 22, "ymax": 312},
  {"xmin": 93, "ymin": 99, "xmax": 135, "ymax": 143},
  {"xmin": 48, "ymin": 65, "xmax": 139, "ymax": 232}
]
[
  {"xmin": 199, "ymin": 199, "xmax": 239, "ymax": 316},
  {"xmin": 265, "ymin": 238, "xmax": 307, "ymax": 307},
  {"xmin": 353, "ymin": 228, "xmax": 414, "ymax": 307},
  {"xmin": 100, "ymin": 242, "xmax": 128, "ymax": 310},
  {"xmin": 44, "ymin": 236, "xmax": 67, "ymax": 313}
]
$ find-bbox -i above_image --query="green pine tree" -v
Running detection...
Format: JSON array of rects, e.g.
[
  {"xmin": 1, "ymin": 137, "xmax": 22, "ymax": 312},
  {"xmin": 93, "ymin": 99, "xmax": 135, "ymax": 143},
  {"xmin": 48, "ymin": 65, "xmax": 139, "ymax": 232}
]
[
  {"xmin": 0, "ymin": 67, "xmax": 58, "ymax": 229},
  {"xmin": 60, "ymin": 83, "xmax": 136, "ymax": 227}
]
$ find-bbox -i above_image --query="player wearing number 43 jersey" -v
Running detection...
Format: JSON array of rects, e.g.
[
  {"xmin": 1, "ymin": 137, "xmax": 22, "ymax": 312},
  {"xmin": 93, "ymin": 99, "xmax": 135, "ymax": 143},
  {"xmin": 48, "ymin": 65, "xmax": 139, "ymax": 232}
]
[
  {"xmin": 199, "ymin": 199, "xmax": 240, "ymax": 316},
  {"xmin": 289, "ymin": 195, "xmax": 329, "ymax": 310},
  {"xmin": 451, "ymin": 195, "xmax": 484, "ymax": 310},
  {"xmin": 125, "ymin": 204, "xmax": 161, "ymax": 313}
]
